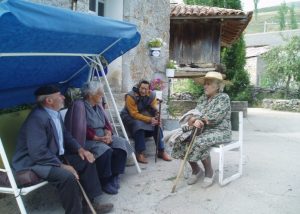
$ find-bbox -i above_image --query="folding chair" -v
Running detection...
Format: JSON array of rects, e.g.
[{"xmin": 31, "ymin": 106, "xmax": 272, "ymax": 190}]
[
  {"xmin": 0, "ymin": 138, "xmax": 48, "ymax": 214},
  {"xmin": 210, "ymin": 111, "xmax": 243, "ymax": 186}
]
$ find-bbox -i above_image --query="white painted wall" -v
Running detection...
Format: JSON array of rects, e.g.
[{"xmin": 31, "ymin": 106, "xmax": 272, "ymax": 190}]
[{"xmin": 104, "ymin": 0, "xmax": 123, "ymax": 92}]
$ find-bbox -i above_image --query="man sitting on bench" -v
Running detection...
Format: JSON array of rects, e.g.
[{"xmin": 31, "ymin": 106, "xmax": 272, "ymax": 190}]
[{"xmin": 12, "ymin": 85, "xmax": 113, "ymax": 214}]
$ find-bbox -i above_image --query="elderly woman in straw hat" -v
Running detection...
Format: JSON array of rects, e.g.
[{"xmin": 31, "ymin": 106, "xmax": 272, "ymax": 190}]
[{"xmin": 171, "ymin": 71, "xmax": 231, "ymax": 188}]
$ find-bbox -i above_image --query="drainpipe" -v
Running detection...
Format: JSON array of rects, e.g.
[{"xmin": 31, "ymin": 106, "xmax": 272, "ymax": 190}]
[{"xmin": 71, "ymin": 0, "xmax": 77, "ymax": 11}]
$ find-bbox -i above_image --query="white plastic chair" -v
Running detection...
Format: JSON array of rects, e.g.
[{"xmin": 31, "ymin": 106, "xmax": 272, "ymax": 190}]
[
  {"xmin": 0, "ymin": 137, "xmax": 48, "ymax": 214},
  {"xmin": 210, "ymin": 111, "xmax": 243, "ymax": 186}
]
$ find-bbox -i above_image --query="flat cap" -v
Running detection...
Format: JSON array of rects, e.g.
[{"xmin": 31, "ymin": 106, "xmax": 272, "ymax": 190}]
[{"xmin": 34, "ymin": 85, "xmax": 60, "ymax": 96}]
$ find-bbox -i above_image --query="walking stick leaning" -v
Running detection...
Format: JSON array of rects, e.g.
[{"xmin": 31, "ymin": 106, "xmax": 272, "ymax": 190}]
[
  {"xmin": 63, "ymin": 157, "xmax": 96, "ymax": 214},
  {"xmin": 171, "ymin": 127, "xmax": 200, "ymax": 193},
  {"xmin": 155, "ymin": 99, "xmax": 162, "ymax": 163}
]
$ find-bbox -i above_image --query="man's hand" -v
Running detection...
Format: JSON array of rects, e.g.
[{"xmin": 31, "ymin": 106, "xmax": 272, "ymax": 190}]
[
  {"xmin": 61, "ymin": 163, "xmax": 79, "ymax": 180},
  {"xmin": 78, "ymin": 148, "xmax": 95, "ymax": 163},
  {"xmin": 193, "ymin": 119, "xmax": 204, "ymax": 129},
  {"xmin": 151, "ymin": 117, "xmax": 159, "ymax": 126}
]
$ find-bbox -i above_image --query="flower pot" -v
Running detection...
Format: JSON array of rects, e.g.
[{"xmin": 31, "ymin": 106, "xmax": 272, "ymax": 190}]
[
  {"xmin": 150, "ymin": 47, "xmax": 161, "ymax": 57},
  {"xmin": 154, "ymin": 90, "xmax": 163, "ymax": 100},
  {"xmin": 166, "ymin": 68, "xmax": 175, "ymax": 77}
]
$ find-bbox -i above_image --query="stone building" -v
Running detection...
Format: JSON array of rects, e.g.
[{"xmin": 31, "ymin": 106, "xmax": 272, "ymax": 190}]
[{"xmin": 244, "ymin": 29, "xmax": 300, "ymax": 86}]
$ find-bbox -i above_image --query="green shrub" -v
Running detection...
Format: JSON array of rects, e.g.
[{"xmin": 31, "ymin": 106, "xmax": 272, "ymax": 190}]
[
  {"xmin": 0, "ymin": 104, "xmax": 33, "ymax": 115},
  {"xmin": 173, "ymin": 79, "xmax": 203, "ymax": 98}
]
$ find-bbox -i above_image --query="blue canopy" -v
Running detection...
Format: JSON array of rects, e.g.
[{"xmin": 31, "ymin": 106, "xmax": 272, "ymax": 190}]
[{"xmin": 0, "ymin": 0, "xmax": 140, "ymax": 109}]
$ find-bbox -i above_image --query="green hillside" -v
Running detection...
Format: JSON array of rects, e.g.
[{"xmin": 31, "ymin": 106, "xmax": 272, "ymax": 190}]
[{"xmin": 245, "ymin": 1, "xmax": 300, "ymax": 34}]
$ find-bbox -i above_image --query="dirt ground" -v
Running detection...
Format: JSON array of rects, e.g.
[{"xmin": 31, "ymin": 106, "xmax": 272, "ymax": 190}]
[{"xmin": 1, "ymin": 108, "xmax": 300, "ymax": 214}]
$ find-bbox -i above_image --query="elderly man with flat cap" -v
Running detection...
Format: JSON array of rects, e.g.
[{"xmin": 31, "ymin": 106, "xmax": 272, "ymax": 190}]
[{"xmin": 12, "ymin": 85, "xmax": 113, "ymax": 214}]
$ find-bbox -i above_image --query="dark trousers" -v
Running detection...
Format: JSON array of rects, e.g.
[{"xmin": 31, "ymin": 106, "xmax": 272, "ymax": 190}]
[
  {"xmin": 134, "ymin": 126, "xmax": 164, "ymax": 153},
  {"xmin": 96, "ymin": 149, "xmax": 126, "ymax": 186},
  {"xmin": 47, "ymin": 154, "xmax": 101, "ymax": 214},
  {"xmin": 47, "ymin": 166, "xmax": 82, "ymax": 214}
]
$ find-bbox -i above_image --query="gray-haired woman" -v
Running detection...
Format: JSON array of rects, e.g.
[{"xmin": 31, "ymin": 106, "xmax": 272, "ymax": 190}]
[
  {"xmin": 65, "ymin": 81, "xmax": 132, "ymax": 195},
  {"xmin": 172, "ymin": 71, "xmax": 231, "ymax": 188}
]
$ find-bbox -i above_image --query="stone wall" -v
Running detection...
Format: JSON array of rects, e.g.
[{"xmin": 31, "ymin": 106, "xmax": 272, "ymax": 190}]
[
  {"xmin": 122, "ymin": 0, "xmax": 170, "ymax": 92},
  {"xmin": 262, "ymin": 99, "xmax": 300, "ymax": 112}
]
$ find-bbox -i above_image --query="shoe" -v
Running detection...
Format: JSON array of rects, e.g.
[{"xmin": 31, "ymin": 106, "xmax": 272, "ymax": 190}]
[
  {"xmin": 112, "ymin": 176, "xmax": 120, "ymax": 189},
  {"xmin": 136, "ymin": 153, "xmax": 148, "ymax": 164},
  {"xmin": 187, "ymin": 170, "xmax": 203, "ymax": 185},
  {"xmin": 102, "ymin": 183, "xmax": 118, "ymax": 195},
  {"xmin": 157, "ymin": 151, "xmax": 172, "ymax": 161},
  {"xmin": 83, "ymin": 202, "xmax": 113, "ymax": 214},
  {"xmin": 201, "ymin": 172, "xmax": 215, "ymax": 188}
]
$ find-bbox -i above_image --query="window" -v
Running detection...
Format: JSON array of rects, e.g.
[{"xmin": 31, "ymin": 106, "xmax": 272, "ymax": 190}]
[{"xmin": 89, "ymin": 0, "xmax": 104, "ymax": 16}]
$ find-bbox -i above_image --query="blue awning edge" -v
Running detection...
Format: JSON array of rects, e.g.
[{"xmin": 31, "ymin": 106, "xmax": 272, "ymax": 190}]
[{"xmin": 0, "ymin": 0, "xmax": 141, "ymax": 109}]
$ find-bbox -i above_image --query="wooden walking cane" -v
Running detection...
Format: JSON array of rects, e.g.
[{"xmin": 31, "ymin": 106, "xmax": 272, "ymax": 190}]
[
  {"xmin": 155, "ymin": 99, "xmax": 162, "ymax": 163},
  {"xmin": 171, "ymin": 127, "xmax": 200, "ymax": 193},
  {"xmin": 63, "ymin": 157, "xmax": 97, "ymax": 214}
]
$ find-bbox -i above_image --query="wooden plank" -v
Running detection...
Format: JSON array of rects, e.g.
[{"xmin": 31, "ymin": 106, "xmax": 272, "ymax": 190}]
[
  {"xmin": 173, "ymin": 71, "xmax": 207, "ymax": 78},
  {"xmin": 212, "ymin": 22, "xmax": 221, "ymax": 63}
]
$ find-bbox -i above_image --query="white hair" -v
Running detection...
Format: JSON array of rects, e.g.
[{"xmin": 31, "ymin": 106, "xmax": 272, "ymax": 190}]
[
  {"xmin": 36, "ymin": 94, "xmax": 49, "ymax": 105},
  {"xmin": 81, "ymin": 81, "xmax": 104, "ymax": 98}
]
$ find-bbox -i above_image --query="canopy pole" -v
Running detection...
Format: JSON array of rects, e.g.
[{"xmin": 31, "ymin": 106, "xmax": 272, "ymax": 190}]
[{"xmin": 95, "ymin": 57, "xmax": 141, "ymax": 174}]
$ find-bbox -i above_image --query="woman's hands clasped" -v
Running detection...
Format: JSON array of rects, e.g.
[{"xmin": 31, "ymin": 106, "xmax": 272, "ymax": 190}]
[{"xmin": 93, "ymin": 129, "xmax": 112, "ymax": 145}]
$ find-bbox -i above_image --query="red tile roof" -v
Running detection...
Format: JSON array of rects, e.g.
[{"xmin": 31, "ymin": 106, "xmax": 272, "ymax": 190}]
[
  {"xmin": 170, "ymin": 4, "xmax": 253, "ymax": 46},
  {"xmin": 171, "ymin": 4, "xmax": 247, "ymax": 17}
]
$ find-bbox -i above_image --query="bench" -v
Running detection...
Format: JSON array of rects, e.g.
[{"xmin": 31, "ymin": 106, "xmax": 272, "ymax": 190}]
[{"xmin": 0, "ymin": 110, "xmax": 48, "ymax": 214}]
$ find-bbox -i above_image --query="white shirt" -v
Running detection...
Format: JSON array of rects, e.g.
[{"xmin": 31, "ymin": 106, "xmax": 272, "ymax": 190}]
[{"xmin": 44, "ymin": 107, "xmax": 65, "ymax": 155}]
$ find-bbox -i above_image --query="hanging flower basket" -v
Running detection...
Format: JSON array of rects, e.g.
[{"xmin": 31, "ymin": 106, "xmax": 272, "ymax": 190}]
[
  {"xmin": 148, "ymin": 38, "xmax": 163, "ymax": 57},
  {"xmin": 150, "ymin": 47, "xmax": 161, "ymax": 57}
]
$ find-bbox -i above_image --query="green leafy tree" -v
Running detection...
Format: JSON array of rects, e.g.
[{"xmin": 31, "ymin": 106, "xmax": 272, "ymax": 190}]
[
  {"xmin": 289, "ymin": 4, "xmax": 298, "ymax": 30},
  {"xmin": 262, "ymin": 36, "xmax": 300, "ymax": 98},
  {"xmin": 185, "ymin": 0, "xmax": 224, "ymax": 6},
  {"xmin": 278, "ymin": 2, "xmax": 288, "ymax": 30}
]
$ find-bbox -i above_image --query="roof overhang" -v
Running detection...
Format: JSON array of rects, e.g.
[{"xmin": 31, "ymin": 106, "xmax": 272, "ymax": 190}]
[{"xmin": 170, "ymin": 4, "xmax": 253, "ymax": 46}]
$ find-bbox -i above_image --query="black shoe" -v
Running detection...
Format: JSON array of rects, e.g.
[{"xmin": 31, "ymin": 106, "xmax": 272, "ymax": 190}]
[
  {"xmin": 102, "ymin": 183, "xmax": 118, "ymax": 195},
  {"xmin": 83, "ymin": 202, "xmax": 113, "ymax": 214},
  {"xmin": 112, "ymin": 176, "xmax": 120, "ymax": 189}
]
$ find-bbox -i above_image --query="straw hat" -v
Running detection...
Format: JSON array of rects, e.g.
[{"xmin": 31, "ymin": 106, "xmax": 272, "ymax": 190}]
[{"xmin": 194, "ymin": 71, "xmax": 230, "ymax": 85}]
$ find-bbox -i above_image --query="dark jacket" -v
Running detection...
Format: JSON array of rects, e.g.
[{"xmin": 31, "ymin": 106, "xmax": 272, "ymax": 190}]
[{"xmin": 12, "ymin": 106, "xmax": 81, "ymax": 179}]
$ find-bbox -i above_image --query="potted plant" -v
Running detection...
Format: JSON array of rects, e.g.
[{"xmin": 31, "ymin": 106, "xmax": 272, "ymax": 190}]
[
  {"xmin": 148, "ymin": 38, "xmax": 163, "ymax": 57},
  {"xmin": 166, "ymin": 60, "xmax": 177, "ymax": 77},
  {"xmin": 150, "ymin": 78, "xmax": 165, "ymax": 100}
]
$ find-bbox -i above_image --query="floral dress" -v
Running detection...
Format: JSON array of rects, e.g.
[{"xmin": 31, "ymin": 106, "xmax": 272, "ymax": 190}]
[{"xmin": 171, "ymin": 93, "xmax": 232, "ymax": 161}]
